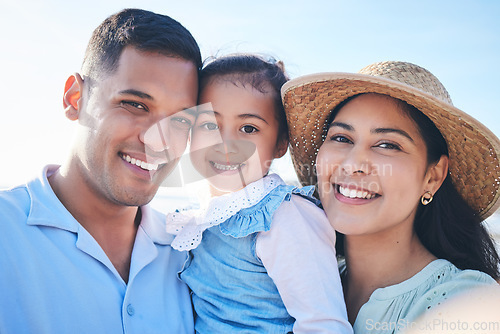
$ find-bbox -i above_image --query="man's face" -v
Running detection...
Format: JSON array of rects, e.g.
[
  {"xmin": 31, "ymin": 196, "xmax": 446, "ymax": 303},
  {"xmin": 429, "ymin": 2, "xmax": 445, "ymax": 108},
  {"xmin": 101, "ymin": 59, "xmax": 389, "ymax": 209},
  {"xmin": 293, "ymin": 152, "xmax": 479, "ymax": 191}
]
[{"xmin": 73, "ymin": 47, "xmax": 198, "ymax": 206}]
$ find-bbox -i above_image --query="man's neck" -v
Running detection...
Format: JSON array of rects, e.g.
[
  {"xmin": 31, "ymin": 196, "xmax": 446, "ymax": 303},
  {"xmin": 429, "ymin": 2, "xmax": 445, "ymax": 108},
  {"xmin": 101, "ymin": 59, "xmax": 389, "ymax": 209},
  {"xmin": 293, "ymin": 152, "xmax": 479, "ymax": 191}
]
[{"xmin": 48, "ymin": 165, "xmax": 140, "ymax": 283}]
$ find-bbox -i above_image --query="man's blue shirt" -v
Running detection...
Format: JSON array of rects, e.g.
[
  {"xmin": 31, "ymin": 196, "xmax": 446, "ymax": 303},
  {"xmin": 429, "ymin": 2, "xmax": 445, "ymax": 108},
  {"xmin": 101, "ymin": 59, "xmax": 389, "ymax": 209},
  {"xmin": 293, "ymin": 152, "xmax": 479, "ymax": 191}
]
[{"xmin": 0, "ymin": 165, "xmax": 193, "ymax": 334}]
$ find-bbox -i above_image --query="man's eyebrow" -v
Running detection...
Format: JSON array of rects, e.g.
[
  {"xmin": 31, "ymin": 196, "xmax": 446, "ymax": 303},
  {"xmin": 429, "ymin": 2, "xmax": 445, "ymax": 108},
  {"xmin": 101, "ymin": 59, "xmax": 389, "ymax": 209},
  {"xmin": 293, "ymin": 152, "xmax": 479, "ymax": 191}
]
[
  {"xmin": 198, "ymin": 109, "xmax": 217, "ymax": 115},
  {"xmin": 118, "ymin": 89, "xmax": 153, "ymax": 100},
  {"xmin": 119, "ymin": 89, "xmax": 197, "ymax": 113},
  {"xmin": 372, "ymin": 128, "xmax": 414, "ymax": 142},
  {"xmin": 183, "ymin": 108, "xmax": 198, "ymax": 116}
]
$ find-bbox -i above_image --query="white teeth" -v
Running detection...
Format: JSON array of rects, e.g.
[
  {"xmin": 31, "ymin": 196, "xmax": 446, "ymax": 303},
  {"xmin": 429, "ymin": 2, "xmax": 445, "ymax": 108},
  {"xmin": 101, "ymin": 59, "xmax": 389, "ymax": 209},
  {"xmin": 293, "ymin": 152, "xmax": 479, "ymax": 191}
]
[
  {"xmin": 121, "ymin": 154, "xmax": 159, "ymax": 171},
  {"xmin": 339, "ymin": 186, "xmax": 350, "ymax": 197},
  {"xmin": 339, "ymin": 185, "xmax": 377, "ymax": 199},
  {"xmin": 211, "ymin": 161, "xmax": 242, "ymax": 171}
]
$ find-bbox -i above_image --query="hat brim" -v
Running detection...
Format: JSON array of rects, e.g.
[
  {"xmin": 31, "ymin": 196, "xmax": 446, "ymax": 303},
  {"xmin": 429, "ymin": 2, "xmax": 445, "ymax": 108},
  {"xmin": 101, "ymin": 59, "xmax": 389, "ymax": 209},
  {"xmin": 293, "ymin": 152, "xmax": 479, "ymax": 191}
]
[{"xmin": 282, "ymin": 72, "xmax": 500, "ymax": 220}]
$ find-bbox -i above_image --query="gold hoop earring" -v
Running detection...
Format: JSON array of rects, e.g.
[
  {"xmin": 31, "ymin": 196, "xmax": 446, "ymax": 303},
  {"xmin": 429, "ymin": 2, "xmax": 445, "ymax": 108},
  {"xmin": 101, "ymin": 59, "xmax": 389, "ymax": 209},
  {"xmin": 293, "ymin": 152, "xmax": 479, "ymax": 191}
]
[{"xmin": 421, "ymin": 191, "xmax": 433, "ymax": 205}]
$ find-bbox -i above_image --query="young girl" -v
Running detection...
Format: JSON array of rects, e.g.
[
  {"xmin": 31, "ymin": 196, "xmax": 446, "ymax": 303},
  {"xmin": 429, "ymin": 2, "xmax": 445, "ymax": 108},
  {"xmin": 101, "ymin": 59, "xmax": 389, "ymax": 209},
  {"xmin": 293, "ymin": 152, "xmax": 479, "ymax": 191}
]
[{"xmin": 166, "ymin": 54, "xmax": 353, "ymax": 333}]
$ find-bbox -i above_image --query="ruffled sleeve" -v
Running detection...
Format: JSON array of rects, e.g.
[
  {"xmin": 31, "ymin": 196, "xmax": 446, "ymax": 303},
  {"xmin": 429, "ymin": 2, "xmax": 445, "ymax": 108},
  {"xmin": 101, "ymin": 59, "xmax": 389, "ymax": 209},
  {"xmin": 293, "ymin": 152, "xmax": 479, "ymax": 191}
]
[
  {"xmin": 165, "ymin": 174, "xmax": 317, "ymax": 251},
  {"xmin": 219, "ymin": 185, "xmax": 316, "ymax": 238}
]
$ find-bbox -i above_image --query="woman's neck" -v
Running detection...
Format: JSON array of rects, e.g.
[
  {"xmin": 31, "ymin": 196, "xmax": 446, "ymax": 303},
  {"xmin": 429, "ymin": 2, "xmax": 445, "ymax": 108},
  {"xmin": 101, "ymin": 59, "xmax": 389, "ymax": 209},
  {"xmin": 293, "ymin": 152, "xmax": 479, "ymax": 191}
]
[{"xmin": 343, "ymin": 226, "xmax": 436, "ymax": 325}]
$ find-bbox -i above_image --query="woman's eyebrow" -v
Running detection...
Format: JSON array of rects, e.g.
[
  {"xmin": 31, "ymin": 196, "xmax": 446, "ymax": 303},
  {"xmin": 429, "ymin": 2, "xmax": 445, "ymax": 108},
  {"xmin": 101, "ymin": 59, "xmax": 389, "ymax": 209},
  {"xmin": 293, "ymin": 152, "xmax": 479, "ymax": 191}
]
[
  {"xmin": 330, "ymin": 121, "xmax": 415, "ymax": 142},
  {"xmin": 329, "ymin": 121, "xmax": 353, "ymax": 131},
  {"xmin": 372, "ymin": 128, "xmax": 414, "ymax": 142}
]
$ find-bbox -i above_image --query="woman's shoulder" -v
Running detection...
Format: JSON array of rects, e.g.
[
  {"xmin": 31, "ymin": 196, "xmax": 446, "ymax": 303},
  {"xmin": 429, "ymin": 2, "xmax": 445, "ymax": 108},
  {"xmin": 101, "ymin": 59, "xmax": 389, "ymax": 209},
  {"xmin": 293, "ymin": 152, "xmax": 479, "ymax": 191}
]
[
  {"xmin": 407, "ymin": 259, "xmax": 496, "ymax": 310},
  {"xmin": 373, "ymin": 259, "xmax": 496, "ymax": 302},
  {"xmin": 354, "ymin": 259, "xmax": 497, "ymax": 332},
  {"xmin": 375, "ymin": 259, "xmax": 495, "ymax": 296},
  {"xmin": 402, "ymin": 259, "xmax": 497, "ymax": 327},
  {"xmin": 384, "ymin": 260, "xmax": 495, "ymax": 325}
]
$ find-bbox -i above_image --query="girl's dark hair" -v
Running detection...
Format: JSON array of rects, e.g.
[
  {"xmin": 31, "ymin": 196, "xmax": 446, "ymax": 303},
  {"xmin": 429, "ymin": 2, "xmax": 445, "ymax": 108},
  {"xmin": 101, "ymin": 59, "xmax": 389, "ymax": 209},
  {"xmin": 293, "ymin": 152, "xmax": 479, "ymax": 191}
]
[
  {"xmin": 199, "ymin": 54, "xmax": 289, "ymax": 142},
  {"xmin": 333, "ymin": 93, "xmax": 500, "ymax": 279}
]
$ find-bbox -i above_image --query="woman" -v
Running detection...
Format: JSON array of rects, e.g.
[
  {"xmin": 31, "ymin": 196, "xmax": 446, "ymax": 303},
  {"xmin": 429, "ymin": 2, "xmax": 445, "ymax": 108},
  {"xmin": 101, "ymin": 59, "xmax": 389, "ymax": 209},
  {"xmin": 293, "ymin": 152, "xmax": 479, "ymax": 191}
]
[{"xmin": 282, "ymin": 61, "xmax": 500, "ymax": 333}]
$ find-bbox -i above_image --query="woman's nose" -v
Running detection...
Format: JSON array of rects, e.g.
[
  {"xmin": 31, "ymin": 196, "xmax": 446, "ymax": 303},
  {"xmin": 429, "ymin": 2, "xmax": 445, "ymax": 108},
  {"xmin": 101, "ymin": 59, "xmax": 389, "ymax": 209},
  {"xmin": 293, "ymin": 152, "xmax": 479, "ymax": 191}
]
[{"xmin": 341, "ymin": 146, "xmax": 372, "ymax": 176}]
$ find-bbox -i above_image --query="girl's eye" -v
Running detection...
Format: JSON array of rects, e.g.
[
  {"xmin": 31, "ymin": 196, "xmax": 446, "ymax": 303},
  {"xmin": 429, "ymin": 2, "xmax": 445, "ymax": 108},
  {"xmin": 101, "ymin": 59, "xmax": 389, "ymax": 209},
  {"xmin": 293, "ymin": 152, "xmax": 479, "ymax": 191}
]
[
  {"xmin": 121, "ymin": 101, "xmax": 148, "ymax": 112},
  {"xmin": 330, "ymin": 135, "xmax": 352, "ymax": 144},
  {"xmin": 240, "ymin": 125, "xmax": 258, "ymax": 134},
  {"xmin": 376, "ymin": 142, "xmax": 402, "ymax": 150},
  {"xmin": 200, "ymin": 122, "xmax": 219, "ymax": 131}
]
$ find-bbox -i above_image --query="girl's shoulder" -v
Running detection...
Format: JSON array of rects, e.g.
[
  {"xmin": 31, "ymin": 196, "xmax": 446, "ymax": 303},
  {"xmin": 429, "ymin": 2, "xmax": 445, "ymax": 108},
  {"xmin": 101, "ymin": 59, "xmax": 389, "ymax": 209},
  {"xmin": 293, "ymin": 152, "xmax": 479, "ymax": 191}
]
[
  {"xmin": 220, "ymin": 181, "xmax": 320, "ymax": 238},
  {"xmin": 166, "ymin": 174, "xmax": 321, "ymax": 249}
]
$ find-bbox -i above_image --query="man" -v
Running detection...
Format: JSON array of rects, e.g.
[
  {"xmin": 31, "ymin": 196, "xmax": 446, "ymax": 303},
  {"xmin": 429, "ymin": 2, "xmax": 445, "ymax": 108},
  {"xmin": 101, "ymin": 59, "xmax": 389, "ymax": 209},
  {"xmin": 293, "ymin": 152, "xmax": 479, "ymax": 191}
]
[{"xmin": 0, "ymin": 9, "xmax": 200, "ymax": 334}]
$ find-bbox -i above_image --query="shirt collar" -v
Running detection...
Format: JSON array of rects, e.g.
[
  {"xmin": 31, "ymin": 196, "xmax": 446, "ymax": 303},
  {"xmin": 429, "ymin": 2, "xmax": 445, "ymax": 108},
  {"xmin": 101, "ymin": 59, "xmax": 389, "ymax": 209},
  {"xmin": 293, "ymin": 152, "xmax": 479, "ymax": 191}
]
[
  {"xmin": 26, "ymin": 165, "xmax": 173, "ymax": 245},
  {"xmin": 139, "ymin": 204, "xmax": 174, "ymax": 245},
  {"xmin": 26, "ymin": 165, "xmax": 79, "ymax": 232}
]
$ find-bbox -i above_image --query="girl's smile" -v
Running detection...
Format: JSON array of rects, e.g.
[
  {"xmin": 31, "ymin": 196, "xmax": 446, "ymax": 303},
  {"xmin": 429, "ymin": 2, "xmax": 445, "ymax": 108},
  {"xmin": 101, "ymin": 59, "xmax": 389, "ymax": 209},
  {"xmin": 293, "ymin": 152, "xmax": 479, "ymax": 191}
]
[{"xmin": 191, "ymin": 81, "xmax": 287, "ymax": 193}]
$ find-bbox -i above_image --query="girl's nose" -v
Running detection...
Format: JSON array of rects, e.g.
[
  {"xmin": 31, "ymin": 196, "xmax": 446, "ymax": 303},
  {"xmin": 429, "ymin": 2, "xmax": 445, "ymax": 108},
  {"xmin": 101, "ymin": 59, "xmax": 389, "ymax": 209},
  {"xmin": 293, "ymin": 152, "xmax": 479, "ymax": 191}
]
[
  {"xmin": 213, "ymin": 128, "xmax": 240, "ymax": 154},
  {"xmin": 216, "ymin": 140, "xmax": 239, "ymax": 154},
  {"xmin": 213, "ymin": 139, "xmax": 256, "ymax": 163}
]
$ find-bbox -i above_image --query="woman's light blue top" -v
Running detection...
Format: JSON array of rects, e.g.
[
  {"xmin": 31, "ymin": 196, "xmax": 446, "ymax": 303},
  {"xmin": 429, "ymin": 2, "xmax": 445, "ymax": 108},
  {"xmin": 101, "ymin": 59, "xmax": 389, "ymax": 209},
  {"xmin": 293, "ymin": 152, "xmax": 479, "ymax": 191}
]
[{"xmin": 350, "ymin": 259, "xmax": 497, "ymax": 333}]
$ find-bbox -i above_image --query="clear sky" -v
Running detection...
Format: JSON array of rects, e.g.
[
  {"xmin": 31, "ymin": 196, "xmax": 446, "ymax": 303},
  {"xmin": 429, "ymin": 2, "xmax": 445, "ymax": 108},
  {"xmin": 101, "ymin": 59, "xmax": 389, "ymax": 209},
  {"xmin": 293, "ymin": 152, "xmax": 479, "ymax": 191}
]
[{"xmin": 1, "ymin": 0, "xmax": 499, "ymax": 190}]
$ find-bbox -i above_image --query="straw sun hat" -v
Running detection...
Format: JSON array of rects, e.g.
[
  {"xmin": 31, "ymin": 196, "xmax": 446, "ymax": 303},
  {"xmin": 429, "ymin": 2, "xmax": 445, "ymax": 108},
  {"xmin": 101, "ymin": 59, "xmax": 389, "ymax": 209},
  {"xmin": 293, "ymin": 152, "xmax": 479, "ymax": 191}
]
[{"xmin": 282, "ymin": 61, "xmax": 500, "ymax": 220}]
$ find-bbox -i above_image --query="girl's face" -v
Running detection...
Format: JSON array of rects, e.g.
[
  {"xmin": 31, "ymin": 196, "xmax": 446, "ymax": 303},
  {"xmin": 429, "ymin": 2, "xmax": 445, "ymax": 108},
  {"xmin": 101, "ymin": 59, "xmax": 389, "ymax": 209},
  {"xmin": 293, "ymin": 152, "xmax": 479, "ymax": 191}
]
[
  {"xmin": 316, "ymin": 93, "xmax": 434, "ymax": 237},
  {"xmin": 191, "ymin": 81, "xmax": 287, "ymax": 193}
]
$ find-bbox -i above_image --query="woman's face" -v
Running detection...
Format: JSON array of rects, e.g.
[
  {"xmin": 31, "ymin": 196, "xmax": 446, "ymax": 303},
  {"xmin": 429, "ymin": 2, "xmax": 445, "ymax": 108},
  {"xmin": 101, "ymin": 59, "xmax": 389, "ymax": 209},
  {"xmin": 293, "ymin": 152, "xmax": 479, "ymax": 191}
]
[{"xmin": 316, "ymin": 93, "xmax": 432, "ymax": 236}]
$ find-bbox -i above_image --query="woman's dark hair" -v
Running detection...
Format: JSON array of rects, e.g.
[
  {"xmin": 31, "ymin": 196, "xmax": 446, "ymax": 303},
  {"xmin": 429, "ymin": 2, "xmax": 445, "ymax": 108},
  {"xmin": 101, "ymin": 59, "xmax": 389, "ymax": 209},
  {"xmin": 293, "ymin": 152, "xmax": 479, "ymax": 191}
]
[
  {"xmin": 82, "ymin": 8, "xmax": 202, "ymax": 81},
  {"xmin": 332, "ymin": 93, "xmax": 500, "ymax": 279},
  {"xmin": 199, "ymin": 54, "xmax": 289, "ymax": 142}
]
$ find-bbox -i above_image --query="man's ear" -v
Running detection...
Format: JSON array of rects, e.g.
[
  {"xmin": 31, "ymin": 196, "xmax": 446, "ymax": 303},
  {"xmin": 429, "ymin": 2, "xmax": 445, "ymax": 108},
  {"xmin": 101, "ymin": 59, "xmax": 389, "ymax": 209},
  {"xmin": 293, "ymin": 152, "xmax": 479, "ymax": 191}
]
[
  {"xmin": 63, "ymin": 73, "xmax": 84, "ymax": 121},
  {"xmin": 274, "ymin": 136, "xmax": 289, "ymax": 159},
  {"xmin": 424, "ymin": 155, "xmax": 449, "ymax": 194}
]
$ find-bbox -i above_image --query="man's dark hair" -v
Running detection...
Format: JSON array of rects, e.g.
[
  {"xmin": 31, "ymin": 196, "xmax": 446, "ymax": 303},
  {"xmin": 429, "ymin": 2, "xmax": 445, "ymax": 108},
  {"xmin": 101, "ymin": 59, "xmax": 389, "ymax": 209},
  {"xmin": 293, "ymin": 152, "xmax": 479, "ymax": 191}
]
[{"xmin": 81, "ymin": 8, "xmax": 202, "ymax": 81}]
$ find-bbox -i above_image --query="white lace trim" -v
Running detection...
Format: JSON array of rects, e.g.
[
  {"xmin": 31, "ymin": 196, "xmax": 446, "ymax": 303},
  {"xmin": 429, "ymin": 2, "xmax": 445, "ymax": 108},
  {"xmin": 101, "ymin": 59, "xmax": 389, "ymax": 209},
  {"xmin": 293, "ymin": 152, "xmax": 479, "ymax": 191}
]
[{"xmin": 166, "ymin": 174, "xmax": 285, "ymax": 251}]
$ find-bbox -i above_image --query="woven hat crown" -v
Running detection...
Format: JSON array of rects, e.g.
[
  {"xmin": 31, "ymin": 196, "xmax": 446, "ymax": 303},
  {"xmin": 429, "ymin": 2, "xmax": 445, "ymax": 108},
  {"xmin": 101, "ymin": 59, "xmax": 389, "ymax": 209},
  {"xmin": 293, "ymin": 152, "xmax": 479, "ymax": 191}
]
[
  {"xmin": 358, "ymin": 61, "xmax": 453, "ymax": 105},
  {"xmin": 282, "ymin": 60, "xmax": 500, "ymax": 219}
]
